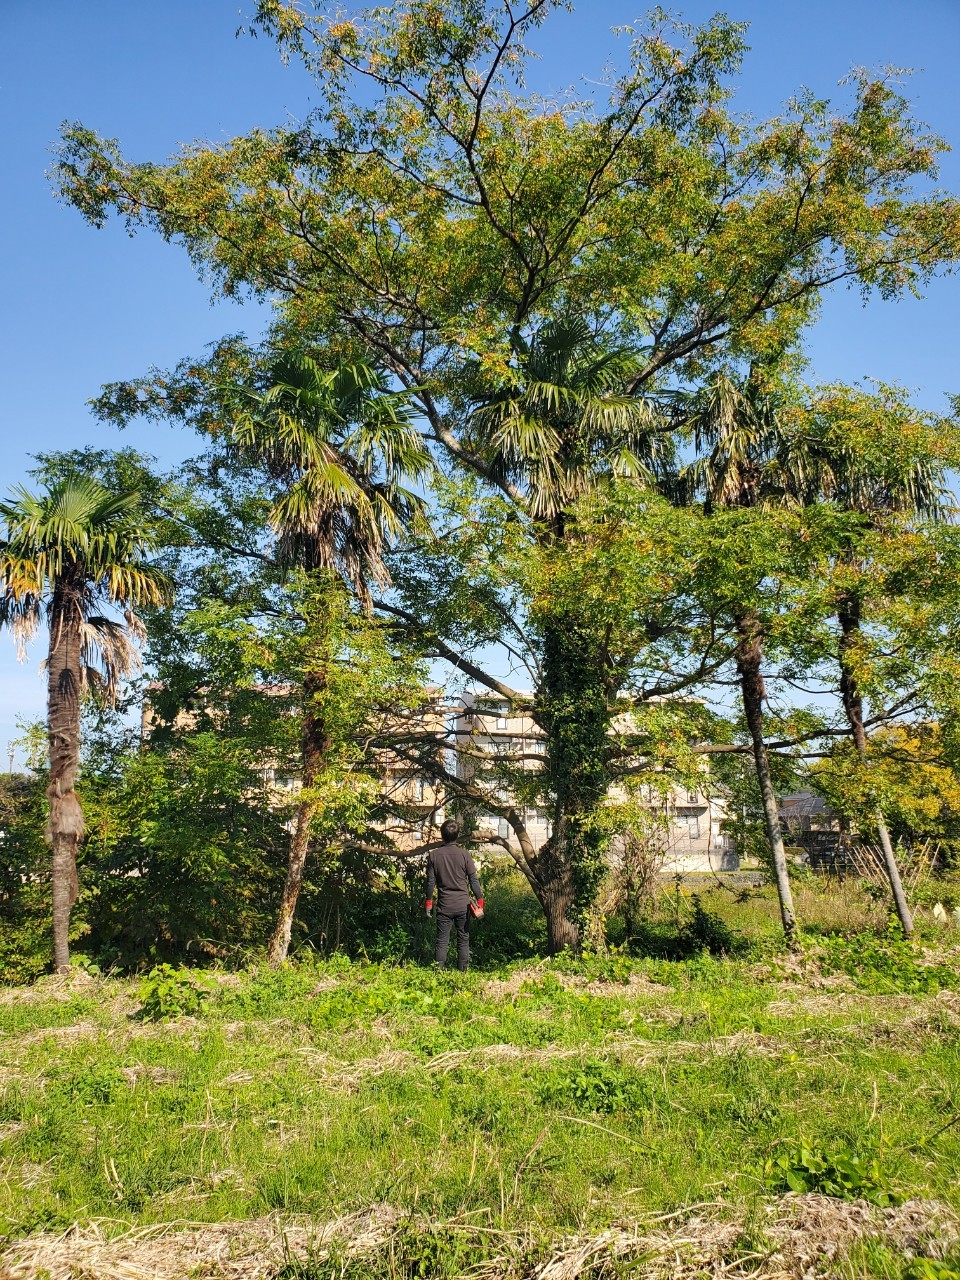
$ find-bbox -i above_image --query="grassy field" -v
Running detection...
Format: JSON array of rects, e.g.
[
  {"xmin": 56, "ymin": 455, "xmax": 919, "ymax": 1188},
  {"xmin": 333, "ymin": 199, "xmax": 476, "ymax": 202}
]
[{"xmin": 2, "ymin": 880, "xmax": 960, "ymax": 1278}]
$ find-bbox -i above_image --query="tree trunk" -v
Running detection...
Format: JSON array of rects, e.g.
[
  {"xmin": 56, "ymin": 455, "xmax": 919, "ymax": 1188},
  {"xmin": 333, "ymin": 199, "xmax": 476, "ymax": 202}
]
[
  {"xmin": 46, "ymin": 587, "xmax": 84, "ymax": 974},
  {"xmin": 533, "ymin": 841, "xmax": 580, "ymax": 954},
  {"xmin": 735, "ymin": 612, "xmax": 797, "ymax": 941},
  {"xmin": 267, "ymin": 669, "xmax": 331, "ymax": 966},
  {"xmin": 530, "ymin": 615, "xmax": 613, "ymax": 952},
  {"xmin": 837, "ymin": 596, "xmax": 914, "ymax": 936}
]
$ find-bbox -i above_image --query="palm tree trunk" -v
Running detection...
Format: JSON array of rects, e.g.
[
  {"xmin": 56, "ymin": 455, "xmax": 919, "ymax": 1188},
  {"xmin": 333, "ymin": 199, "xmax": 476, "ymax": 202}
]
[
  {"xmin": 268, "ymin": 668, "xmax": 330, "ymax": 966},
  {"xmin": 837, "ymin": 596, "xmax": 913, "ymax": 936},
  {"xmin": 735, "ymin": 611, "xmax": 797, "ymax": 941},
  {"xmin": 46, "ymin": 587, "xmax": 84, "ymax": 973}
]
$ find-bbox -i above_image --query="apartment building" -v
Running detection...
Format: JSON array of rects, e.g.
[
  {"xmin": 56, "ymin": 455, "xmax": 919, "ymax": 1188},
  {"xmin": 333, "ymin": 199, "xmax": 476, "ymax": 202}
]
[
  {"xmin": 141, "ymin": 682, "xmax": 447, "ymax": 851},
  {"xmin": 453, "ymin": 690, "xmax": 551, "ymax": 850},
  {"xmin": 371, "ymin": 688, "xmax": 448, "ymax": 849},
  {"xmin": 453, "ymin": 690, "xmax": 738, "ymax": 871},
  {"xmin": 141, "ymin": 681, "xmax": 736, "ymax": 869}
]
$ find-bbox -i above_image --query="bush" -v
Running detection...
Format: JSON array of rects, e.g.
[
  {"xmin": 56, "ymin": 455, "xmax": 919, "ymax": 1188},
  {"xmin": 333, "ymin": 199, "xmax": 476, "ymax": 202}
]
[
  {"xmin": 0, "ymin": 773, "xmax": 54, "ymax": 985},
  {"xmin": 623, "ymin": 894, "xmax": 748, "ymax": 961},
  {"xmin": 81, "ymin": 734, "xmax": 290, "ymax": 970},
  {"xmin": 138, "ymin": 964, "xmax": 213, "ymax": 1020}
]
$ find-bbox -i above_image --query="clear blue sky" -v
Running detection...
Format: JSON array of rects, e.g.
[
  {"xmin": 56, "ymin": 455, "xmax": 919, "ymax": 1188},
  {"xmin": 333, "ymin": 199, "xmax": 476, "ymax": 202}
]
[{"xmin": 1, "ymin": 0, "xmax": 959, "ymax": 760}]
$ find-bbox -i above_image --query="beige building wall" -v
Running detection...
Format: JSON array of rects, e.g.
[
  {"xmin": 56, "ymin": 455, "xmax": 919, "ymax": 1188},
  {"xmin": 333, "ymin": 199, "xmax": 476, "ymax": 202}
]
[
  {"xmin": 141, "ymin": 683, "xmax": 447, "ymax": 851},
  {"xmin": 453, "ymin": 690, "xmax": 738, "ymax": 871}
]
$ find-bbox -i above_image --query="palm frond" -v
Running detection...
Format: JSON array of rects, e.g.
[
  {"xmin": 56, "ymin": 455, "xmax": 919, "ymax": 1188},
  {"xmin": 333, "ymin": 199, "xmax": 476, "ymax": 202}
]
[
  {"xmin": 228, "ymin": 351, "xmax": 432, "ymax": 596},
  {"xmin": 468, "ymin": 318, "xmax": 662, "ymax": 518},
  {"xmin": 0, "ymin": 477, "xmax": 172, "ymax": 670}
]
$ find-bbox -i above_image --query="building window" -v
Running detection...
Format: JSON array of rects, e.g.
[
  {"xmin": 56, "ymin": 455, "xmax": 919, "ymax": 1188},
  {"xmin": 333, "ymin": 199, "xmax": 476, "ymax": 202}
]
[
  {"xmin": 498, "ymin": 818, "xmax": 510, "ymax": 839},
  {"xmin": 687, "ymin": 790, "xmax": 699, "ymax": 804},
  {"xmin": 496, "ymin": 714, "xmax": 508, "ymax": 730},
  {"xmin": 686, "ymin": 815, "xmax": 701, "ymax": 840}
]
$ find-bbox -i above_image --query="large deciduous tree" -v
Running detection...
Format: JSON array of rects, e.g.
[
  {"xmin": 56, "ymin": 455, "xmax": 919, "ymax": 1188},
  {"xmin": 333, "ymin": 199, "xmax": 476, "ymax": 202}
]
[
  {"xmin": 54, "ymin": 1, "xmax": 960, "ymax": 944},
  {"xmin": 0, "ymin": 480, "xmax": 170, "ymax": 972},
  {"xmin": 465, "ymin": 317, "xmax": 667, "ymax": 948}
]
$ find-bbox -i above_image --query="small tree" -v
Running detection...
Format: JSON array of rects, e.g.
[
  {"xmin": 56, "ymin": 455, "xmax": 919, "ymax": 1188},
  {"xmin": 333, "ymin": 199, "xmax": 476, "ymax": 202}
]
[
  {"xmin": 796, "ymin": 384, "xmax": 955, "ymax": 935},
  {"xmin": 224, "ymin": 353, "xmax": 432, "ymax": 964},
  {"xmin": 0, "ymin": 479, "xmax": 170, "ymax": 972},
  {"xmin": 679, "ymin": 372, "xmax": 804, "ymax": 938}
]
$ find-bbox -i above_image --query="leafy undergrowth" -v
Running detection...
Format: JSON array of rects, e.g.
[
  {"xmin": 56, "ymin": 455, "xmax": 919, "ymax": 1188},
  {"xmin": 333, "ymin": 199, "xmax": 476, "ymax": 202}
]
[{"xmin": 816, "ymin": 926, "xmax": 960, "ymax": 994}]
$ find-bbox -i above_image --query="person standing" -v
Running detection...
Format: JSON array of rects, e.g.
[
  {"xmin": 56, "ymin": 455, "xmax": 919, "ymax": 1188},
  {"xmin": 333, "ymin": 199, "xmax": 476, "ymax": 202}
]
[{"xmin": 425, "ymin": 819, "xmax": 484, "ymax": 971}]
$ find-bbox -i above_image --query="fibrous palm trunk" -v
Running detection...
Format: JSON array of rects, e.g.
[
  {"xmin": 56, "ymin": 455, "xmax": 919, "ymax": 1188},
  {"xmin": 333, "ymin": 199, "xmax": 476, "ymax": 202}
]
[
  {"xmin": 46, "ymin": 585, "xmax": 84, "ymax": 973},
  {"xmin": 268, "ymin": 666, "xmax": 330, "ymax": 966},
  {"xmin": 735, "ymin": 611, "xmax": 797, "ymax": 941},
  {"xmin": 837, "ymin": 595, "xmax": 913, "ymax": 936}
]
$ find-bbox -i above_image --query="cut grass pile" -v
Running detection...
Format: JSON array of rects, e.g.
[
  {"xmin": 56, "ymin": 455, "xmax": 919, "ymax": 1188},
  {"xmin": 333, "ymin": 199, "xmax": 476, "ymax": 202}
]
[
  {"xmin": 3, "ymin": 1196, "xmax": 958, "ymax": 1279},
  {"xmin": 1, "ymin": 920, "xmax": 960, "ymax": 1277}
]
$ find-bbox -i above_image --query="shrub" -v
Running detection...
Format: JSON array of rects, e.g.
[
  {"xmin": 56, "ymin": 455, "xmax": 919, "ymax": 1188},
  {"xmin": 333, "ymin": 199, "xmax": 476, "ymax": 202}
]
[
  {"xmin": 138, "ymin": 963, "xmax": 213, "ymax": 1020},
  {"xmin": 0, "ymin": 772, "xmax": 55, "ymax": 985}
]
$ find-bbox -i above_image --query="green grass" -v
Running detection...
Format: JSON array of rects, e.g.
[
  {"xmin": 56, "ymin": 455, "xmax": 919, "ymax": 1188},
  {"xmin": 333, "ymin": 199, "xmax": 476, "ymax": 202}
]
[{"xmin": 2, "ymin": 879, "xmax": 960, "ymax": 1277}]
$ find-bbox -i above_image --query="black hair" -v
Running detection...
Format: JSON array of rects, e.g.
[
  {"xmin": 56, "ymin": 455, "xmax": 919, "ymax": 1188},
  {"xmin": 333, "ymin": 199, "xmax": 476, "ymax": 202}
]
[{"xmin": 440, "ymin": 818, "xmax": 460, "ymax": 842}]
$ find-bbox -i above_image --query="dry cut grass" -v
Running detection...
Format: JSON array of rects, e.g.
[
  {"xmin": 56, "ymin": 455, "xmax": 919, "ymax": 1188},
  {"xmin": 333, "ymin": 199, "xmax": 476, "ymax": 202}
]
[{"xmin": 1, "ymin": 1195, "xmax": 957, "ymax": 1280}]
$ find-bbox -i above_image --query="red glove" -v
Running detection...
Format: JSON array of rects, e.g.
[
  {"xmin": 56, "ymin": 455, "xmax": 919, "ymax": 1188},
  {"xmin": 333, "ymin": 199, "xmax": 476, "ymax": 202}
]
[
  {"xmin": 477, "ymin": 898, "xmax": 484, "ymax": 909},
  {"xmin": 425, "ymin": 899, "xmax": 433, "ymax": 915}
]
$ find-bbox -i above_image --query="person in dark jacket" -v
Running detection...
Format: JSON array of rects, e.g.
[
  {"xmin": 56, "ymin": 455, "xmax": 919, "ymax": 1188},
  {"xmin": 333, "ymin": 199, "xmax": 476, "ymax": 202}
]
[{"xmin": 425, "ymin": 818, "xmax": 484, "ymax": 971}]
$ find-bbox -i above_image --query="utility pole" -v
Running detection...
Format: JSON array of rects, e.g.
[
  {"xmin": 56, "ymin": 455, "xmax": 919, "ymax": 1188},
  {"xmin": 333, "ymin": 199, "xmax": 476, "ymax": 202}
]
[{"xmin": 6, "ymin": 743, "xmax": 13, "ymax": 774}]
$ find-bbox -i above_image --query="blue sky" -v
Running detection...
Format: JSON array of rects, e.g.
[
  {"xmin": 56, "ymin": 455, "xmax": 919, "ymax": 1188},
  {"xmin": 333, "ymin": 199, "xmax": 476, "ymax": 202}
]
[{"xmin": 1, "ymin": 0, "xmax": 959, "ymax": 759}]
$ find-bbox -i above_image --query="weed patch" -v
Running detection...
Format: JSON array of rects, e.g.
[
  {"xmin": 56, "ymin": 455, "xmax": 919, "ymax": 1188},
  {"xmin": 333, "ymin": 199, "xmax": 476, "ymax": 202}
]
[
  {"xmin": 817, "ymin": 929, "xmax": 959, "ymax": 995},
  {"xmin": 764, "ymin": 1143, "xmax": 901, "ymax": 1206},
  {"xmin": 138, "ymin": 965, "xmax": 214, "ymax": 1020}
]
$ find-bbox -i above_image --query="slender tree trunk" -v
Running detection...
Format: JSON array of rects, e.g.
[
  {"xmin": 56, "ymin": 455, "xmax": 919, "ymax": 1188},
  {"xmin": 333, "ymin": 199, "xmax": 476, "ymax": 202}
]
[
  {"xmin": 735, "ymin": 612, "xmax": 797, "ymax": 941},
  {"xmin": 837, "ymin": 596, "xmax": 914, "ymax": 936},
  {"xmin": 46, "ymin": 587, "xmax": 84, "ymax": 974},
  {"xmin": 268, "ymin": 667, "xmax": 331, "ymax": 966}
]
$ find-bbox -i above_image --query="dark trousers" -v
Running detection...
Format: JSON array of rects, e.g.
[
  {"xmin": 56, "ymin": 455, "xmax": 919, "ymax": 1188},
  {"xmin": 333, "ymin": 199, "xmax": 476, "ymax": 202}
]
[{"xmin": 435, "ymin": 909, "xmax": 470, "ymax": 971}]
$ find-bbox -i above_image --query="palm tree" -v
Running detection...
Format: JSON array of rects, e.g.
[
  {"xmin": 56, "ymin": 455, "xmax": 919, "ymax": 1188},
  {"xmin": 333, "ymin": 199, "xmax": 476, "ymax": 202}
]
[
  {"xmin": 680, "ymin": 371, "xmax": 800, "ymax": 939},
  {"xmin": 798, "ymin": 391, "xmax": 949, "ymax": 936},
  {"xmin": 225, "ymin": 353, "xmax": 432, "ymax": 964},
  {"xmin": 466, "ymin": 318, "xmax": 666, "ymax": 952},
  {"xmin": 0, "ymin": 479, "xmax": 171, "ymax": 972},
  {"xmin": 469, "ymin": 317, "xmax": 663, "ymax": 530}
]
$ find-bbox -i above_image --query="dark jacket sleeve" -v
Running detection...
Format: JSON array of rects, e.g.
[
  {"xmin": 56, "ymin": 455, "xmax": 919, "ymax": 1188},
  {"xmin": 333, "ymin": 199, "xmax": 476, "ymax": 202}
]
[
  {"xmin": 464, "ymin": 851, "xmax": 482, "ymax": 901},
  {"xmin": 425, "ymin": 854, "xmax": 436, "ymax": 902}
]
